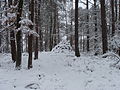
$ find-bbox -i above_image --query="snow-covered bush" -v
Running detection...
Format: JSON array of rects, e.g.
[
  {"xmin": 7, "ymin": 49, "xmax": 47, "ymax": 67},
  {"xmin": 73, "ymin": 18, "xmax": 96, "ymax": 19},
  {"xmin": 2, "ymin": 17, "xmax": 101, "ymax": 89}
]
[
  {"xmin": 109, "ymin": 35, "xmax": 120, "ymax": 50},
  {"xmin": 52, "ymin": 36, "xmax": 73, "ymax": 53}
]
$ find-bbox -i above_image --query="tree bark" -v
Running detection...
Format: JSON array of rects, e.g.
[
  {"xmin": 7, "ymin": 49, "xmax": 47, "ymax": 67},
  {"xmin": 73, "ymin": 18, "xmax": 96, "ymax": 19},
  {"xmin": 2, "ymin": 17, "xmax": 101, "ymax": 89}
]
[
  {"xmin": 16, "ymin": 0, "xmax": 23, "ymax": 69},
  {"xmin": 86, "ymin": 0, "xmax": 89, "ymax": 52},
  {"xmin": 94, "ymin": 0, "xmax": 99, "ymax": 55},
  {"xmin": 28, "ymin": 0, "xmax": 34, "ymax": 69},
  {"xmin": 115, "ymin": 0, "xmax": 117, "ymax": 22},
  {"xmin": 111, "ymin": 0, "xmax": 115, "ymax": 36},
  {"xmin": 118, "ymin": 0, "xmax": 120, "ymax": 56},
  {"xmin": 34, "ymin": 0, "xmax": 38, "ymax": 60},
  {"xmin": 53, "ymin": 3, "xmax": 57, "ymax": 47},
  {"xmin": 100, "ymin": 0, "xmax": 108, "ymax": 54},
  {"xmin": 75, "ymin": 0, "xmax": 80, "ymax": 57},
  {"xmin": 49, "ymin": 0, "xmax": 53, "ymax": 51},
  {"xmin": 8, "ymin": 0, "xmax": 17, "ymax": 62}
]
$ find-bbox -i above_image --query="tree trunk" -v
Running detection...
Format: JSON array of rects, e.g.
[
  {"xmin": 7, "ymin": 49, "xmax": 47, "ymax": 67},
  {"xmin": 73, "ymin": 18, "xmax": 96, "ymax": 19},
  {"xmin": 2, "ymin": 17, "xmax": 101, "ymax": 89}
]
[
  {"xmin": 0, "ymin": 1, "xmax": 1, "ymax": 52},
  {"xmin": 118, "ymin": 0, "xmax": 120, "ymax": 56},
  {"xmin": 8, "ymin": 0, "xmax": 17, "ymax": 62},
  {"xmin": 111, "ymin": 0, "xmax": 115, "ymax": 36},
  {"xmin": 75, "ymin": 0, "xmax": 80, "ymax": 57},
  {"xmin": 115, "ymin": 0, "xmax": 117, "ymax": 22},
  {"xmin": 70, "ymin": 0, "xmax": 73, "ymax": 47},
  {"xmin": 16, "ymin": 0, "xmax": 23, "ymax": 69},
  {"xmin": 49, "ymin": 0, "xmax": 53, "ymax": 51},
  {"xmin": 34, "ymin": 0, "xmax": 38, "ymax": 60},
  {"xmin": 94, "ymin": 0, "xmax": 99, "ymax": 55},
  {"xmin": 38, "ymin": 0, "xmax": 43, "ymax": 52},
  {"xmin": 4, "ymin": 0, "xmax": 9, "ymax": 53},
  {"xmin": 28, "ymin": 0, "xmax": 34, "ymax": 69},
  {"xmin": 100, "ymin": 0, "xmax": 108, "ymax": 54},
  {"xmin": 53, "ymin": 3, "xmax": 57, "ymax": 47},
  {"xmin": 86, "ymin": 0, "xmax": 89, "ymax": 52}
]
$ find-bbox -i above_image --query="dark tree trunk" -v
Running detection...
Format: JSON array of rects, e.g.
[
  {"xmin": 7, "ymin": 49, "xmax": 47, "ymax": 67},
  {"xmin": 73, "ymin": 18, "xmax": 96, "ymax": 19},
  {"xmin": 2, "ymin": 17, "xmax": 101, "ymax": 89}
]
[
  {"xmin": 28, "ymin": 0, "xmax": 34, "ymax": 69},
  {"xmin": 16, "ymin": 0, "xmax": 23, "ymax": 70},
  {"xmin": 115, "ymin": 0, "xmax": 117, "ymax": 22},
  {"xmin": 8, "ymin": 0, "xmax": 12, "ymax": 5},
  {"xmin": 34, "ymin": 0, "xmax": 38, "ymax": 60},
  {"xmin": 118, "ymin": 0, "xmax": 120, "ymax": 56},
  {"xmin": 100, "ymin": 0, "xmax": 108, "ymax": 54},
  {"xmin": 75, "ymin": 0, "xmax": 80, "ymax": 57},
  {"xmin": 14, "ymin": 0, "xmax": 18, "ymax": 5},
  {"xmin": 44, "ymin": 26, "xmax": 49, "ymax": 51},
  {"xmin": 53, "ymin": 3, "xmax": 57, "ymax": 47},
  {"xmin": 38, "ymin": 0, "xmax": 43, "ymax": 52},
  {"xmin": 0, "ymin": 1, "xmax": 1, "ymax": 53},
  {"xmin": 94, "ymin": 0, "xmax": 99, "ymax": 55},
  {"xmin": 70, "ymin": 0, "xmax": 73, "ymax": 47},
  {"xmin": 8, "ymin": 0, "xmax": 17, "ymax": 62},
  {"xmin": 111, "ymin": 0, "xmax": 115, "ymax": 36},
  {"xmin": 4, "ymin": 0, "xmax": 9, "ymax": 53},
  {"xmin": 10, "ymin": 31, "xmax": 16, "ymax": 62},
  {"xmin": 56, "ymin": 8, "xmax": 60, "ymax": 44},
  {"xmin": 49, "ymin": 0, "xmax": 53, "ymax": 51},
  {"xmin": 119, "ymin": 0, "xmax": 120, "ymax": 20},
  {"xmin": 16, "ymin": 0, "xmax": 23, "ymax": 69},
  {"xmin": 49, "ymin": 17, "xmax": 53, "ymax": 51},
  {"xmin": 86, "ymin": 0, "xmax": 89, "ymax": 52}
]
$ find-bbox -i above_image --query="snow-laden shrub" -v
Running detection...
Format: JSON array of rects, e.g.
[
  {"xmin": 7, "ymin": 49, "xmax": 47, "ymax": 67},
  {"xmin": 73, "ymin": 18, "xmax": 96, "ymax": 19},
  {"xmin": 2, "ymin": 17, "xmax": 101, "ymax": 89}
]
[
  {"xmin": 109, "ymin": 35, "xmax": 120, "ymax": 49},
  {"xmin": 52, "ymin": 37, "xmax": 73, "ymax": 53}
]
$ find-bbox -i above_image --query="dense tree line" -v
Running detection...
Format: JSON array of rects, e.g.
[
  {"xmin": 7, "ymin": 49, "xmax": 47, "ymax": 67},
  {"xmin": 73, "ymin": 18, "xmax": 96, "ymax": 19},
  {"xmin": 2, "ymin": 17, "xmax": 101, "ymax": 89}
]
[{"xmin": 0, "ymin": 0, "xmax": 120, "ymax": 69}]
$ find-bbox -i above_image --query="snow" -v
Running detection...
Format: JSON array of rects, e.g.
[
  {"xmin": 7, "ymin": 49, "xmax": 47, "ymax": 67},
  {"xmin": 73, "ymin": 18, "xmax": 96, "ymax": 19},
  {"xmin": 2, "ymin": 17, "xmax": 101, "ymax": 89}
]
[
  {"xmin": 0, "ymin": 52, "xmax": 120, "ymax": 90},
  {"xmin": 52, "ymin": 38, "xmax": 73, "ymax": 53},
  {"xmin": 19, "ymin": 19, "xmax": 33, "ymax": 26},
  {"xmin": 109, "ymin": 35, "xmax": 120, "ymax": 49}
]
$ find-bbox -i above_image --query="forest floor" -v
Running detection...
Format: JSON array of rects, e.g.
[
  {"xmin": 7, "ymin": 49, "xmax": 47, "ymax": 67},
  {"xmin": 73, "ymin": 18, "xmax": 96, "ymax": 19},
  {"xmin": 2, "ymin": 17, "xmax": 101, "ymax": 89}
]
[{"xmin": 0, "ymin": 52, "xmax": 120, "ymax": 90}]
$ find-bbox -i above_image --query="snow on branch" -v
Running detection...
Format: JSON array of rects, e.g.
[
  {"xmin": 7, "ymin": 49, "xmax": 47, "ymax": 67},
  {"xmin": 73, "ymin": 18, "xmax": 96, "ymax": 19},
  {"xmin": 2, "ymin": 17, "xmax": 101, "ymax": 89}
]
[
  {"xmin": 102, "ymin": 52, "xmax": 120, "ymax": 59},
  {"xmin": 0, "ymin": 22, "xmax": 15, "ymax": 32},
  {"xmin": 19, "ymin": 18, "xmax": 33, "ymax": 26},
  {"xmin": 102, "ymin": 52, "xmax": 120, "ymax": 69},
  {"xmin": 109, "ymin": 35, "xmax": 120, "ymax": 49},
  {"xmin": 0, "ymin": 4, "xmax": 18, "ymax": 14},
  {"xmin": 53, "ymin": 0, "xmax": 65, "ymax": 10},
  {"xmin": 18, "ymin": 18, "xmax": 39, "ymax": 37},
  {"xmin": 52, "ymin": 36, "xmax": 73, "ymax": 53}
]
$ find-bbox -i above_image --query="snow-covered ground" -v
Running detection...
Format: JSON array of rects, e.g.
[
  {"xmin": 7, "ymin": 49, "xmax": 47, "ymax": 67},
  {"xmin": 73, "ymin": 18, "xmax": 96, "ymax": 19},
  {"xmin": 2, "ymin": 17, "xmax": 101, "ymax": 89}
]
[{"xmin": 0, "ymin": 52, "xmax": 120, "ymax": 90}]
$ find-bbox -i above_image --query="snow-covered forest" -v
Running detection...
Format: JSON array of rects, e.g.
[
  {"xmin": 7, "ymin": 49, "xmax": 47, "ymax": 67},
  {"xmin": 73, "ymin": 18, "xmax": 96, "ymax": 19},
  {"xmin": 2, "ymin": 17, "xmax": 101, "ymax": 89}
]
[{"xmin": 0, "ymin": 0, "xmax": 120, "ymax": 90}]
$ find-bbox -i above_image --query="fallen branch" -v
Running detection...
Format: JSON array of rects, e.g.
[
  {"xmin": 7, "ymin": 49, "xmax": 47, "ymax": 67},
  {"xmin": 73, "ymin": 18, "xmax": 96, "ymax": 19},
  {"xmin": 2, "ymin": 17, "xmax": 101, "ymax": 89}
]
[{"xmin": 102, "ymin": 52, "xmax": 120, "ymax": 66}]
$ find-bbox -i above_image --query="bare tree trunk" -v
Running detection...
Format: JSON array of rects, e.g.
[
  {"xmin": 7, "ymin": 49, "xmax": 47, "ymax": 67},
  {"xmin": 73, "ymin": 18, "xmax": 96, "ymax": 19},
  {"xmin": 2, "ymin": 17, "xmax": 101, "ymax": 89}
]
[
  {"xmin": 44, "ymin": 26, "xmax": 49, "ymax": 51},
  {"xmin": 28, "ymin": 0, "xmax": 34, "ymax": 69},
  {"xmin": 49, "ymin": 0, "xmax": 53, "ymax": 51},
  {"xmin": 75, "ymin": 0, "xmax": 80, "ymax": 57},
  {"xmin": 16, "ymin": 0, "xmax": 23, "ymax": 69},
  {"xmin": 37, "ymin": 0, "xmax": 43, "ymax": 52},
  {"xmin": 111, "ymin": 0, "xmax": 115, "ymax": 36},
  {"xmin": 34, "ymin": 0, "xmax": 38, "ymax": 60},
  {"xmin": 0, "ymin": 1, "xmax": 1, "ymax": 52},
  {"xmin": 53, "ymin": 3, "xmax": 57, "ymax": 47},
  {"xmin": 118, "ymin": 0, "xmax": 120, "ymax": 56},
  {"xmin": 8, "ymin": 0, "xmax": 17, "ymax": 62},
  {"xmin": 115, "ymin": 0, "xmax": 117, "ymax": 22},
  {"xmin": 70, "ymin": 0, "xmax": 73, "ymax": 47},
  {"xmin": 56, "ymin": 8, "xmax": 60, "ymax": 44},
  {"xmin": 94, "ymin": 0, "xmax": 99, "ymax": 55},
  {"xmin": 100, "ymin": 0, "xmax": 108, "ymax": 54},
  {"xmin": 86, "ymin": 0, "xmax": 89, "ymax": 52},
  {"xmin": 4, "ymin": 0, "xmax": 9, "ymax": 53}
]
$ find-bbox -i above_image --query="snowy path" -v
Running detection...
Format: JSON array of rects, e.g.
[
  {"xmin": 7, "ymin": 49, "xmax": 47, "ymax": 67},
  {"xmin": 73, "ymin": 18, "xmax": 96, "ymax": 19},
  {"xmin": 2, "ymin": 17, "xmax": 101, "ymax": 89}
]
[{"xmin": 0, "ymin": 52, "xmax": 120, "ymax": 90}]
